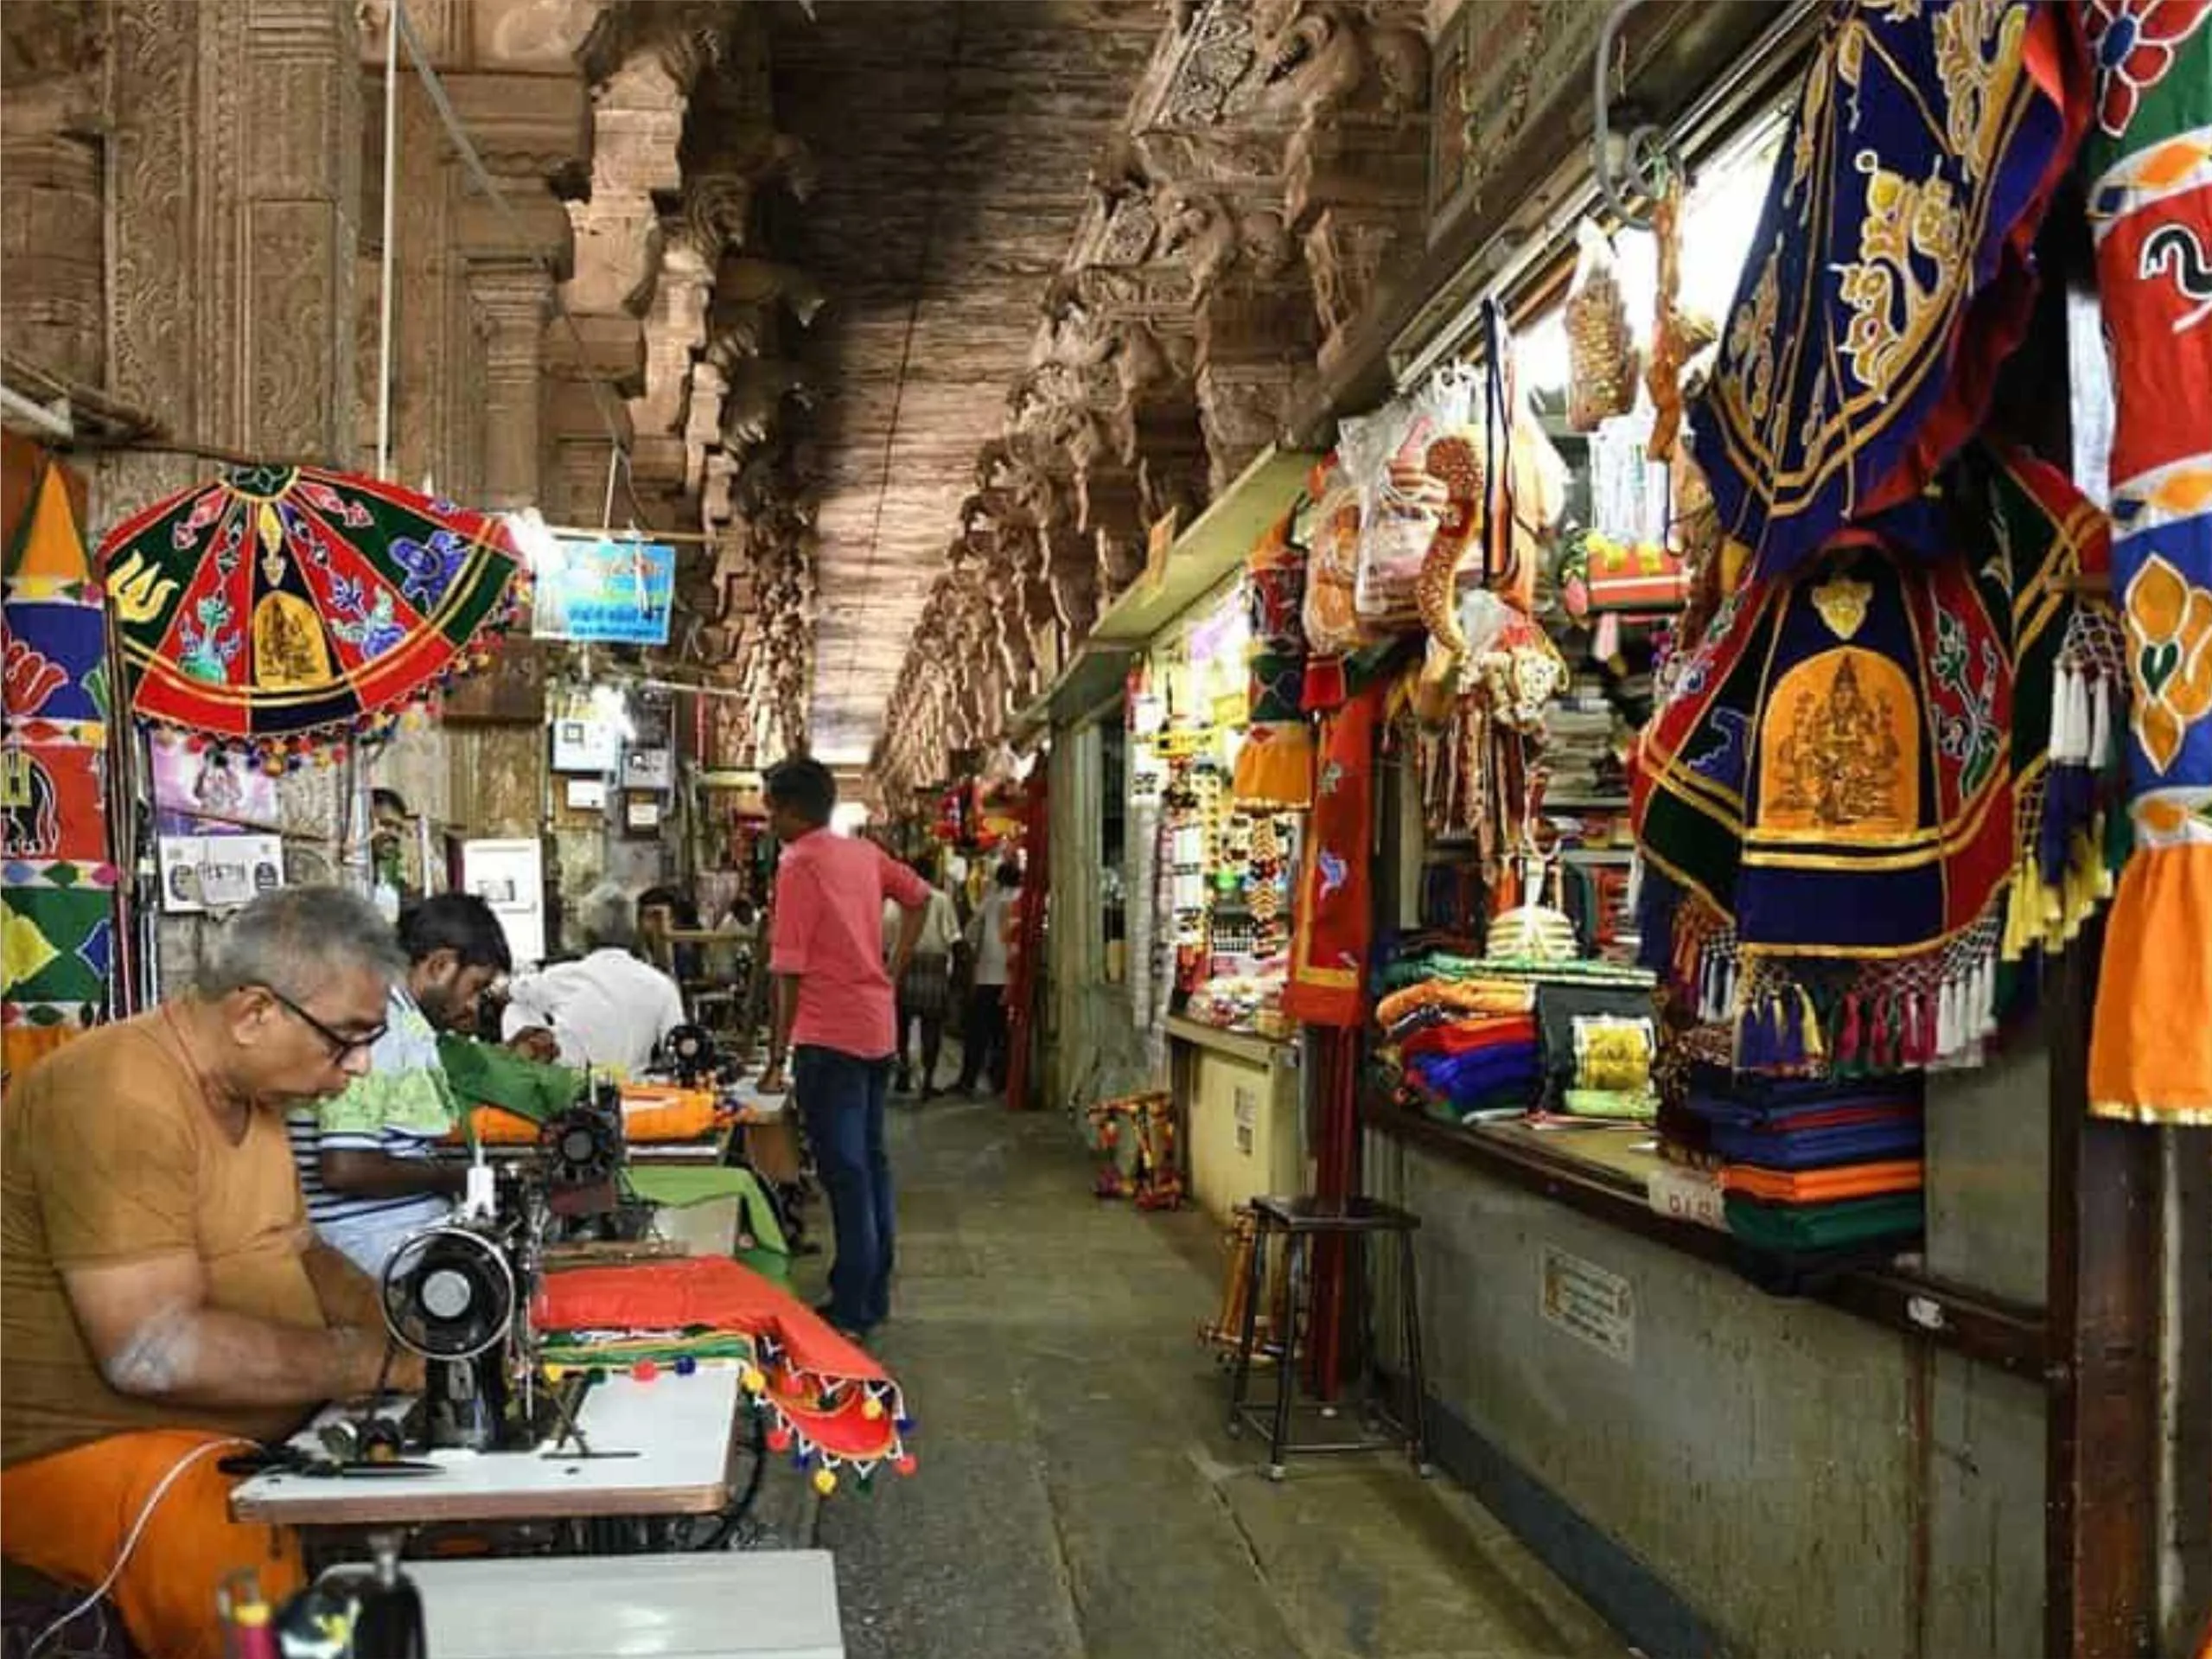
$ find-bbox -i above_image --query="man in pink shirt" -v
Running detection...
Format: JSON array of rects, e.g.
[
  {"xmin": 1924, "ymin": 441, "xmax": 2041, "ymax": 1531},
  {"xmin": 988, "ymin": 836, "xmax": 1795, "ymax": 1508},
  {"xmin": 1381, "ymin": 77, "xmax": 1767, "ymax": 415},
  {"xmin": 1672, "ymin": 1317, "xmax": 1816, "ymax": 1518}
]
[{"xmin": 757, "ymin": 757, "xmax": 927, "ymax": 1337}]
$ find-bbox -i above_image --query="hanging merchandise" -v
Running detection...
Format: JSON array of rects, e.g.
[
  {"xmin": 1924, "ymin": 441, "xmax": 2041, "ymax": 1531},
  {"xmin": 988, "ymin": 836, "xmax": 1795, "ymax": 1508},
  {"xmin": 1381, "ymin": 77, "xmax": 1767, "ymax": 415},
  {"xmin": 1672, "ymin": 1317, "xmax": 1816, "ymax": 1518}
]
[
  {"xmin": 1641, "ymin": 171, "xmax": 1709, "ymax": 466},
  {"xmin": 1300, "ymin": 453, "xmax": 1376, "ymax": 659},
  {"xmin": 1231, "ymin": 504, "xmax": 1316, "ymax": 808},
  {"xmin": 98, "ymin": 465, "xmax": 527, "ymax": 766},
  {"xmin": 1284, "ymin": 683, "xmax": 1384, "ymax": 1028},
  {"xmin": 1690, "ymin": 0, "xmax": 2090, "ymax": 586},
  {"xmin": 2080, "ymin": 4, "xmax": 2212, "ymax": 1126},
  {"xmin": 1634, "ymin": 445, "xmax": 2113, "ymax": 1076},
  {"xmin": 1979, "ymin": 449, "xmax": 2123, "ymax": 965},
  {"xmin": 1565, "ymin": 220, "xmax": 1639, "ymax": 432},
  {"xmin": 2, "ymin": 446, "xmax": 121, "ymax": 1082},
  {"xmin": 1345, "ymin": 370, "xmax": 1475, "ymax": 629}
]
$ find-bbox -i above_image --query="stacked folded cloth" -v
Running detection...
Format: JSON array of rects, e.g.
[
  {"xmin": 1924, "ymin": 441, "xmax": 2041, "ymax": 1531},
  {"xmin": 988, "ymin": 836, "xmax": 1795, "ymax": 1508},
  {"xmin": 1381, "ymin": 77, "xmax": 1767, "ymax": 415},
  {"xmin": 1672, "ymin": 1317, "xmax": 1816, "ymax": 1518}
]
[
  {"xmin": 1375, "ymin": 978, "xmax": 1541, "ymax": 1122},
  {"xmin": 1685, "ymin": 1069, "xmax": 1926, "ymax": 1289}
]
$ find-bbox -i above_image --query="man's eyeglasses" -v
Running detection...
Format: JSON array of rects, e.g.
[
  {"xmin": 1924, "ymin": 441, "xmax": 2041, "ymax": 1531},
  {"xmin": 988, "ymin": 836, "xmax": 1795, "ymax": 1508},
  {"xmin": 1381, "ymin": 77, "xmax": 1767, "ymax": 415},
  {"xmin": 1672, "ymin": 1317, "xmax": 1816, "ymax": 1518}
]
[{"xmin": 259, "ymin": 986, "xmax": 386, "ymax": 1062}]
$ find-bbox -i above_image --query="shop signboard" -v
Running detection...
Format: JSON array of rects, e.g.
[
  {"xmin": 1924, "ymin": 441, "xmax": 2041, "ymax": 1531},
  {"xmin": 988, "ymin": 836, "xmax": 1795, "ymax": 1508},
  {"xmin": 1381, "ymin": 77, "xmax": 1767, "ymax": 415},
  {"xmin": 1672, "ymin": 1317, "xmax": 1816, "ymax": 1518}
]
[{"xmin": 531, "ymin": 534, "xmax": 676, "ymax": 646}]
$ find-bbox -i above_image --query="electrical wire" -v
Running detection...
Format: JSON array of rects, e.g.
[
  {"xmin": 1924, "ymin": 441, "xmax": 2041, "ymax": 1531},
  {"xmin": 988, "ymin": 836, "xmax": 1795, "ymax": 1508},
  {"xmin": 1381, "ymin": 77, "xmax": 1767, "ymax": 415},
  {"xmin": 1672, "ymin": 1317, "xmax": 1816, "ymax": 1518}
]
[{"xmin": 28, "ymin": 1435, "xmax": 255, "ymax": 1656}]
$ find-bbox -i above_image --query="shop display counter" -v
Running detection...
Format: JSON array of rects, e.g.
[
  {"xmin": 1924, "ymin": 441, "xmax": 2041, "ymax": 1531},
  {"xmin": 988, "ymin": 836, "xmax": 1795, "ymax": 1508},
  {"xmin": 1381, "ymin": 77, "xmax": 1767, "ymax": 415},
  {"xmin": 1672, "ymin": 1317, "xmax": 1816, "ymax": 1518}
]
[{"xmin": 1168, "ymin": 1015, "xmax": 1302, "ymax": 1223}]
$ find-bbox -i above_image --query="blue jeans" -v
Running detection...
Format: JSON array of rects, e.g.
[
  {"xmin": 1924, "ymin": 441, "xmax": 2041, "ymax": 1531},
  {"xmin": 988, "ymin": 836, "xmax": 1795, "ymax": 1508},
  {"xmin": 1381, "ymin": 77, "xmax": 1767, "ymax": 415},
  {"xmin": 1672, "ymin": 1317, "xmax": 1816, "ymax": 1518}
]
[{"xmin": 794, "ymin": 1045, "xmax": 895, "ymax": 1330}]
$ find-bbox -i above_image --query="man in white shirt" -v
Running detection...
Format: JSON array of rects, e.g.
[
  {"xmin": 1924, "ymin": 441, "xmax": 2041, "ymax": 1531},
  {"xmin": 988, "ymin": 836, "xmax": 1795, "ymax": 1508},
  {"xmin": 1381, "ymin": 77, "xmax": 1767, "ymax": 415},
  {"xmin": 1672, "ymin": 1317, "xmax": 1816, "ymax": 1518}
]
[
  {"xmin": 503, "ymin": 883, "xmax": 685, "ymax": 1076},
  {"xmin": 954, "ymin": 860, "xmax": 1022, "ymax": 1097},
  {"xmin": 883, "ymin": 865, "xmax": 960, "ymax": 1099}
]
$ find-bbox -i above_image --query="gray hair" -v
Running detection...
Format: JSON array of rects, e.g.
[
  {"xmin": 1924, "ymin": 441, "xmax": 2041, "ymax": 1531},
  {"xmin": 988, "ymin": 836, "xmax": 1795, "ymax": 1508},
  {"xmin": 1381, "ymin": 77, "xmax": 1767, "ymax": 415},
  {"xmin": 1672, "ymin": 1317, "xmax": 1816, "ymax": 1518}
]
[
  {"xmin": 193, "ymin": 885, "xmax": 406, "ymax": 1001},
  {"xmin": 577, "ymin": 882, "xmax": 636, "ymax": 952}
]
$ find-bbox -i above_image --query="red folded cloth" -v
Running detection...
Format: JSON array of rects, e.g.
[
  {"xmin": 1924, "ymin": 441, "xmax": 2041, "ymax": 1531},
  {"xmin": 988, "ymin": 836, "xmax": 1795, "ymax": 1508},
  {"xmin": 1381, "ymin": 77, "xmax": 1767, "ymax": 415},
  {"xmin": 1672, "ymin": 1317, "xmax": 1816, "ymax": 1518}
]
[
  {"xmin": 1399, "ymin": 1016, "xmax": 1540, "ymax": 1062},
  {"xmin": 537, "ymin": 1256, "xmax": 912, "ymax": 1478}
]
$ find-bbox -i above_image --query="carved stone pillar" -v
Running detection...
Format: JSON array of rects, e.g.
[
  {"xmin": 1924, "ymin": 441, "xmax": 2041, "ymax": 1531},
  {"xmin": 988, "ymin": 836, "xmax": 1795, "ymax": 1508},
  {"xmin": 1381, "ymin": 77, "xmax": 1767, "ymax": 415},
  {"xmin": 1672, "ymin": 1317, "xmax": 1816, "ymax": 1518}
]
[
  {"xmin": 1290, "ymin": 121, "xmax": 1428, "ymax": 372},
  {"xmin": 469, "ymin": 267, "xmax": 554, "ymax": 512},
  {"xmin": 0, "ymin": 32, "xmax": 105, "ymax": 391},
  {"xmin": 1195, "ymin": 278, "xmax": 1315, "ymax": 491},
  {"xmin": 103, "ymin": 0, "xmax": 361, "ymax": 500}
]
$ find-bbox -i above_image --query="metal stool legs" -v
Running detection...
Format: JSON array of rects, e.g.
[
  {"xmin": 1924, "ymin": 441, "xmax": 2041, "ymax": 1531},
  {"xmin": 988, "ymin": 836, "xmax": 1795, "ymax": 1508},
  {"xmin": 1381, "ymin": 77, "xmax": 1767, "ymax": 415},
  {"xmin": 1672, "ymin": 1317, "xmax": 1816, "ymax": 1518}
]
[
  {"xmin": 1265, "ymin": 1233, "xmax": 1306, "ymax": 1480},
  {"xmin": 1398, "ymin": 1226, "xmax": 1433, "ymax": 1477}
]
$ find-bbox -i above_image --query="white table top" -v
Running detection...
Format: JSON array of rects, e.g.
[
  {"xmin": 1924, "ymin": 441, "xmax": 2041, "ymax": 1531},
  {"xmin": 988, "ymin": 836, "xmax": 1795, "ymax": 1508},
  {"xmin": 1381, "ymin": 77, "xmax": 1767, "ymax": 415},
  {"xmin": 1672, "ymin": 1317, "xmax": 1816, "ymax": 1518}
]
[
  {"xmin": 403, "ymin": 1552, "xmax": 842, "ymax": 1658},
  {"xmin": 230, "ymin": 1369, "xmax": 743, "ymax": 1527}
]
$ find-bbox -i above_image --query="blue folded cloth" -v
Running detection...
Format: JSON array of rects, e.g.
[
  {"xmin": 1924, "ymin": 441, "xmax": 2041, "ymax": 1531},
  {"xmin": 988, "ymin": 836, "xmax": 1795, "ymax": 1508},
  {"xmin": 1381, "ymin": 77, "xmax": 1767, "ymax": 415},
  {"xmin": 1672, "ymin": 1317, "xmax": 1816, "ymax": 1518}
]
[{"xmin": 1711, "ymin": 1121, "xmax": 1925, "ymax": 1170}]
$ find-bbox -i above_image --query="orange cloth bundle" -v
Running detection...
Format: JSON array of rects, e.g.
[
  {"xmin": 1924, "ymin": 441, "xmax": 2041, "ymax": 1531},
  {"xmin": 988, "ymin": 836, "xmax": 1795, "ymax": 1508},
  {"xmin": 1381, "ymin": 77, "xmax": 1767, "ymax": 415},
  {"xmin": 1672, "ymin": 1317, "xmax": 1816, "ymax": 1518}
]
[
  {"xmin": 460, "ymin": 1085, "xmax": 721, "ymax": 1147},
  {"xmin": 1374, "ymin": 978, "xmax": 1538, "ymax": 1030},
  {"xmin": 1719, "ymin": 1161, "xmax": 1922, "ymax": 1205},
  {"xmin": 536, "ymin": 1255, "xmax": 915, "ymax": 1487}
]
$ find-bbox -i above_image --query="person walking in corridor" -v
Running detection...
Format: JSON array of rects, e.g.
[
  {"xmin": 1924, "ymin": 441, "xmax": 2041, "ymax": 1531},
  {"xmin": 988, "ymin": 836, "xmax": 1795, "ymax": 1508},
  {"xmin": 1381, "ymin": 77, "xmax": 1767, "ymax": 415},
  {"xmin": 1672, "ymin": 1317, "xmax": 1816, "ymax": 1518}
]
[
  {"xmin": 756, "ymin": 758, "xmax": 928, "ymax": 1338},
  {"xmin": 955, "ymin": 858, "xmax": 1023, "ymax": 1097},
  {"xmin": 887, "ymin": 860, "xmax": 960, "ymax": 1100}
]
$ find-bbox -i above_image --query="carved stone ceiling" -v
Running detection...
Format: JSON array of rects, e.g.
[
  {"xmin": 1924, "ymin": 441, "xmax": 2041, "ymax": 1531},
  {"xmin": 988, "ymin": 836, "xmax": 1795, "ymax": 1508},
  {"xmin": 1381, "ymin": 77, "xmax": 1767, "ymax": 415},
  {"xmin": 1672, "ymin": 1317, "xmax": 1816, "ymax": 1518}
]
[{"xmin": 766, "ymin": 0, "xmax": 1162, "ymax": 763}]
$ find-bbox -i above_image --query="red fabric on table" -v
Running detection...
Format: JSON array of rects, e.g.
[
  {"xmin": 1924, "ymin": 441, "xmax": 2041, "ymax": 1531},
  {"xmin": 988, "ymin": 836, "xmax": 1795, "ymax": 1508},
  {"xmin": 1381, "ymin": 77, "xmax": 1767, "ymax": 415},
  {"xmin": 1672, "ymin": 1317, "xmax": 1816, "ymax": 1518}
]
[
  {"xmin": 1398, "ymin": 1016, "xmax": 1539, "ymax": 1062},
  {"xmin": 536, "ymin": 1255, "xmax": 905, "ymax": 1465}
]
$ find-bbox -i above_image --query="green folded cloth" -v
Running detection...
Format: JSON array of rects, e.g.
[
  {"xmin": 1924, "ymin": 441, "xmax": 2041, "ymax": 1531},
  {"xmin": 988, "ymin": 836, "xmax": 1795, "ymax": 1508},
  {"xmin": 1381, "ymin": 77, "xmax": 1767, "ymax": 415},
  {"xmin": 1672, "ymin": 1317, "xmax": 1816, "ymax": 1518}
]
[
  {"xmin": 1724, "ymin": 1192, "xmax": 1924, "ymax": 1253},
  {"xmin": 627, "ymin": 1165, "xmax": 790, "ymax": 1267},
  {"xmin": 437, "ymin": 1035, "xmax": 583, "ymax": 1124},
  {"xmin": 1559, "ymin": 1088, "xmax": 1659, "ymax": 1121}
]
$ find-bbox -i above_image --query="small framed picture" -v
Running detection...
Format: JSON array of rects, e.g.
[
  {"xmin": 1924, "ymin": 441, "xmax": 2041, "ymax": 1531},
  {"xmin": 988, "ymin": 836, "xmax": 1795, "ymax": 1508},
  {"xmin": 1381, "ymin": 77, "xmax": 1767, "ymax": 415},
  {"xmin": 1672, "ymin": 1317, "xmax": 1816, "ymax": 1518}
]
[{"xmin": 623, "ymin": 794, "xmax": 661, "ymax": 834}]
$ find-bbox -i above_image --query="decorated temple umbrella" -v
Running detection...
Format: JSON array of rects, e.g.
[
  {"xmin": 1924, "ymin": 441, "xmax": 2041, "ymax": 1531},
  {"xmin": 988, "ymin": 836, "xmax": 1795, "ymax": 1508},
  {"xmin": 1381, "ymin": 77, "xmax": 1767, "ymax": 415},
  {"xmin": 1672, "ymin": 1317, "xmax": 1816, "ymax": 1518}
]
[{"xmin": 96, "ymin": 463, "xmax": 527, "ymax": 764}]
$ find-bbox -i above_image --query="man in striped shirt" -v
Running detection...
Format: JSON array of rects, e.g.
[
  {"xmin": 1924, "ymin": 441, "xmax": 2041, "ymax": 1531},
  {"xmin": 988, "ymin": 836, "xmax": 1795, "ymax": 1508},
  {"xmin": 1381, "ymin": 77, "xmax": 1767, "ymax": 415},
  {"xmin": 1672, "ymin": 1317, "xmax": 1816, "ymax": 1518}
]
[{"xmin": 287, "ymin": 894, "xmax": 513, "ymax": 1275}]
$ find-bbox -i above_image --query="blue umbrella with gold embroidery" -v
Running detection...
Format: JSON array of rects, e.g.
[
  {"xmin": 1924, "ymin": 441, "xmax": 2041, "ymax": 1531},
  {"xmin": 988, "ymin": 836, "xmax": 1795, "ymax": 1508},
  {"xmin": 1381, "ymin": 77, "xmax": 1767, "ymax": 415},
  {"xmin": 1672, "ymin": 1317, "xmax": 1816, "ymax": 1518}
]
[{"xmin": 96, "ymin": 464, "xmax": 526, "ymax": 763}]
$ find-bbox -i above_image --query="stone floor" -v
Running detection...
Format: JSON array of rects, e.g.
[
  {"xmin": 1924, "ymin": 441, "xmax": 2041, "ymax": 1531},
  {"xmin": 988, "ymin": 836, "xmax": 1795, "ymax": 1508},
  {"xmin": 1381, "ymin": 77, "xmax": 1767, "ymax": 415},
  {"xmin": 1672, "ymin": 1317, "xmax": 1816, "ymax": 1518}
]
[{"xmin": 794, "ymin": 1095, "xmax": 1627, "ymax": 1659}]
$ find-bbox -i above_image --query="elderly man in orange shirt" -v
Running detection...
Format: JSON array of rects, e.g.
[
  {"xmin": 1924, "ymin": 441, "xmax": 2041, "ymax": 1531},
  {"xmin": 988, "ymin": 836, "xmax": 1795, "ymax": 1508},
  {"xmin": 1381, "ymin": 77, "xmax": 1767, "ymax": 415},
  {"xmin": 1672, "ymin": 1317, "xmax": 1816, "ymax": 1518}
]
[
  {"xmin": 755, "ymin": 757, "xmax": 928, "ymax": 1339},
  {"xmin": 1, "ymin": 887, "xmax": 425, "ymax": 1659}
]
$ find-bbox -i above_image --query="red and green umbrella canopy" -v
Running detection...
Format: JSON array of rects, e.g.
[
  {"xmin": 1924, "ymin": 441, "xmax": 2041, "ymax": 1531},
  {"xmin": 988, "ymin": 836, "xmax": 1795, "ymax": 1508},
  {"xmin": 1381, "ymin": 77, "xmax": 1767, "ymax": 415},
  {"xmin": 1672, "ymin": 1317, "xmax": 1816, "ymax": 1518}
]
[{"xmin": 97, "ymin": 464, "xmax": 526, "ymax": 761}]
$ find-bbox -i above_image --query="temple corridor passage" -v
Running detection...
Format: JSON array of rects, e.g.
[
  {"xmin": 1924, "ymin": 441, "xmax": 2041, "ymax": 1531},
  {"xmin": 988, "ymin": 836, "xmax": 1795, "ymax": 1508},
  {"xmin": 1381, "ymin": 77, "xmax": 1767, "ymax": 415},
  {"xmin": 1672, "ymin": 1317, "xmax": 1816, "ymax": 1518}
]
[{"xmin": 802, "ymin": 1098, "xmax": 1624, "ymax": 1659}]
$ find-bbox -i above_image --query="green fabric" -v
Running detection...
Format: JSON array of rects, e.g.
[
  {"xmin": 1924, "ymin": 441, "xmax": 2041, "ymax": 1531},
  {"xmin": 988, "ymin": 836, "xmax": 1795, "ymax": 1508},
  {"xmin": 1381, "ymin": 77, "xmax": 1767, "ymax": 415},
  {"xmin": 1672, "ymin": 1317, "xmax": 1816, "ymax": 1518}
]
[
  {"xmin": 1378, "ymin": 954, "xmax": 1657, "ymax": 992},
  {"xmin": 539, "ymin": 1327, "xmax": 760, "ymax": 1368},
  {"xmin": 1723, "ymin": 1193, "xmax": 1924, "ymax": 1253},
  {"xmin": 437, "ymin": 1035, "xmax": 583, "ymax": 1123},
  {"xmin": 628, "ymin": 1165, "xmax": 790, "ymax": 1258},
  {"xmin": 1559, "ymin": 1088, "xmax": 1658, "ymax": 1121}
]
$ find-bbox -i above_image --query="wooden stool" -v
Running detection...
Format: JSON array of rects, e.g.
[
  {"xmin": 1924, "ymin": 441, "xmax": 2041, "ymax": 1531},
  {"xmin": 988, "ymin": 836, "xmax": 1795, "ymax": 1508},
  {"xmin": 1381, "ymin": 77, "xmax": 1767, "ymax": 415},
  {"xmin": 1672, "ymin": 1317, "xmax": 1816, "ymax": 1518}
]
[{"xmin": 1226, "ymin": 1194, "xmax": 1433, "ymax": 1482}]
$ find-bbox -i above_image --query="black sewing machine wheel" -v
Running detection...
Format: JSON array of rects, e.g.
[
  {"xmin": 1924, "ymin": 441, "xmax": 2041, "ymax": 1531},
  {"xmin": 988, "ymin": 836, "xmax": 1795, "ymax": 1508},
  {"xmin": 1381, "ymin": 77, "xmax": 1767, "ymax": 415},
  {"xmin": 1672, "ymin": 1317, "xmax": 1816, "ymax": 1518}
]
[
  {"xmin": 663, "ymin": 1023, "xmax": 715, "ymax": 1076},
  {"xmin": 381, "ymin": 1226, "xmax": 515, "ymax": 1362}
]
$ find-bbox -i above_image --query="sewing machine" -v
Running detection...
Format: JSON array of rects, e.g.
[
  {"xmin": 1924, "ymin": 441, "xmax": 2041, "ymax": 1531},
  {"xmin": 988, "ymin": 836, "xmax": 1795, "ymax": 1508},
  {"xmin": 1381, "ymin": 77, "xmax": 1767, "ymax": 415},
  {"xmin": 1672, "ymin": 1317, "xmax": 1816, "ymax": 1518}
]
[{"xmin": 374, "ymin": 1093, "xmax": 634, "ymax": 1456}]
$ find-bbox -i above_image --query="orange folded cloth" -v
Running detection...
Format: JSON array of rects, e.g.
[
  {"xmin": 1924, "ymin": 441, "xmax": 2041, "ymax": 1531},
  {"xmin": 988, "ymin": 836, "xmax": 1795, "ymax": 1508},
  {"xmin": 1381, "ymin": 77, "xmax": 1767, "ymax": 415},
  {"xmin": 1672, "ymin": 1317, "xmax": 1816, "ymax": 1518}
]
[
  {"xmin": 461, "ymin": 1087, "xmax": 721, "ymax": 1147},
  {"xmin": 1374, "ymin": 979, "xmax": 1538, "ymax": 1029},
  {"xmin": 1720, "ymin": 1161, "xmax": 1923, "ymax": 1205}
]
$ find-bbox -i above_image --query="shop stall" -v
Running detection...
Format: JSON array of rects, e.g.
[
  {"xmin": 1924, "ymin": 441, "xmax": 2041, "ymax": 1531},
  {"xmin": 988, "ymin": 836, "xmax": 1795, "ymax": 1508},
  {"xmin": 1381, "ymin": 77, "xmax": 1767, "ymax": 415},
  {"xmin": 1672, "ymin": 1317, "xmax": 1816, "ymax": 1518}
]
[
  {"xmin": 1025, "ymin": 450, "xmax": 1318, "ymax": 1215},
  {"xmin": 1206, "ymin": 3, "xmax": 2211, "ymax": 1655}
]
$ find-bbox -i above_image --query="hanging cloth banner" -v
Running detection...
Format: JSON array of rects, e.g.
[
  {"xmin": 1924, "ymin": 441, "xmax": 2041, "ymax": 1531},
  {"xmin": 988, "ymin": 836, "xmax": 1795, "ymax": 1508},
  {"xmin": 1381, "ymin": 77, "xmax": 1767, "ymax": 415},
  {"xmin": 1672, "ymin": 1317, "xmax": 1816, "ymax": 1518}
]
[
  {"xmin": 1233, "ymin": 505, "xmax": 1316, "ymax": 808},
  {"xmin": 2, "ymin": 438, "xmax": 119, "ymax": 1084},
  {"xmin": 1284, "ymin": 683, "xmax": 1383, "ymax": 1029},
  {"xmin": 1690, "ymin": 0, "xmax": 2089, "ymax": 586},
  {"xmin": 1635, "ymin": 444, "xmax": 2108, "ymax": 1075},
  {"xmin": 2081, "ymin": 2, "xmax": 2212, "ymax": 1126},
  {"xmin": 96, "ymin": 464, "xmax": 526, "ymax": 764}
]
